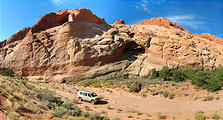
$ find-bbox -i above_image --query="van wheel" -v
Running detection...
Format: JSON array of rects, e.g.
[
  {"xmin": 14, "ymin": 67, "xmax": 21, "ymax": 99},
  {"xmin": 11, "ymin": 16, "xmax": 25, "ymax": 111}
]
[
  {"xmin": 79, "ymin": 97, "xmax": 82, "ymax": 101},
  {"xmin": 91, "ymin": 100, "xmax": 95, "ymax": 104}
]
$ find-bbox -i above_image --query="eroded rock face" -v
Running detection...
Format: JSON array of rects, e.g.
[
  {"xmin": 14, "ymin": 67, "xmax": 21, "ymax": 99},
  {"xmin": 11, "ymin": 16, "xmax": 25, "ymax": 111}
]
[
  {"xmin": 31, "ymin": 8, "xmax": 106, "ymax": 33},
  {"xmin": 193, "ymin": 33, "xmax": 223, "ymax": 45},
  {"xmin": 114, "ymin": 19, "xmax": 125, "ymax": 25},
  {"xmin": 0, "ymin": 9, "xmax": 223, "ymax": 81},
  {"xmin": 133, "ymin": 17, "xmax": 190, "ymax": 33},
  {"xmin": 0, "ymin": 27, "xmax": 30, "ymax": 48}
]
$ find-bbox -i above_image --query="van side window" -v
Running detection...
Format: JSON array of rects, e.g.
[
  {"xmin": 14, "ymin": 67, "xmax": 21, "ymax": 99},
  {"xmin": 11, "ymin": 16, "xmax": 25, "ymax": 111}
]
[
  {"xmin": 84, "ymin": 93, "xmax": 87, "ymax": 96},
  {"xmin": 80, "ymin": 92, "xmax": 83, "ymax": 95},
  {"xmin": 88, "ymin": 93, "xmax": 91, "ymax": 97}
]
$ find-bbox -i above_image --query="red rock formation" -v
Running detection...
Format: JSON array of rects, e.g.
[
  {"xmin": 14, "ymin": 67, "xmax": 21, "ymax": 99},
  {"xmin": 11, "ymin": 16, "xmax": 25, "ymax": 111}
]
[
  {"xmin": 193, "ymin": 33, "xmax": 223, "ymax": 45},
  {"xmin": 31, "ymin": 8, "xmax": 106, "ymax": 33},
  {"xmin": 1, "ymin": 8, "xmax": 222, "ymax": 81},
  {"xmin": 69, "ymin": 8, "xmax": 106, "ymax": 24},
  {"xmin": 133, "ymin": 17, "xmax": 189, "ymax": 33},
  {"xmin": 0, "ymin": 27, "xmax": 30, "ymax": 48},
  {"xmin": 0, "ymin": 40, "xmax": 6, "ymax": 48},
  {"xmin": 31, "ymin": 12, "xmax": 69, "ymax": 33},
  {"xmin": 114, "ymin": 19, "xmax": 125, "ymax": 25}
]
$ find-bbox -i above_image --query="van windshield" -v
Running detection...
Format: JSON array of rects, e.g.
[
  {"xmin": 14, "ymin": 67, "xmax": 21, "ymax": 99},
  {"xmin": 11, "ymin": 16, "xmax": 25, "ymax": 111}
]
[{"xmin": 91, "ymin": 93, "xmax": 97, "ymax": 97}]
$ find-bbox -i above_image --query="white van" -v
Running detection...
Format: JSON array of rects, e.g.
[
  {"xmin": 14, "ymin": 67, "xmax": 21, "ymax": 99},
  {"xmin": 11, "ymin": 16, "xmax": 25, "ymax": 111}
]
[{"xmin": 77, "ymin": 90, "xmax": 100, "ymax": 104}]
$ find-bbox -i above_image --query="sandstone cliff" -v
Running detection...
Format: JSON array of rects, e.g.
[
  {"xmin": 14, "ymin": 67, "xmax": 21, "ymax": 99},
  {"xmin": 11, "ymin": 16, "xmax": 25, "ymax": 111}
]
[{"xmin": 0, "ymin": 8, "xmax": 223, "ymax": 81}]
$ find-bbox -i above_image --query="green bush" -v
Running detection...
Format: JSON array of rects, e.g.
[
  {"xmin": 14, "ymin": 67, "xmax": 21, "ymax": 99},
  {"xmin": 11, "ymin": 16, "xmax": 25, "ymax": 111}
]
[
  {"xmin": 159, "ymin": 66, "xmax": 171, "ymax": 81},
  {"xmin": 194, "ymin": 111, "xmax": 206, "ymax": 120},
  {"xmin": 62, "ymin": 102, "xmax": 73, "ymax": 110},
  {"xmin": 7, "ymin": 111, "xmax": 19, "ymax": 119},
  {"xmin": 129, "ymin": 83, "xmax": 142, "ymax": 93},
  {"xmin": 191, "ymin": 69, "xmax": 212, "ymax": 88},
  {"xmin": 206, "ymin": 77, "xmax": 222, "ymax": 92},
  {"xmin": 72, "ymin": 98, "xmax": 79, "ymax": 104},
  {"xmin": 81, "ymin": 112, "xmax": 90, "ymax": 118},
  {"xmin": 183, "ymin": 68, "xmax": 197, "ymax": 80},
  {"xmin": 43, "ymin": 101, "xmax": 57, "ymax": 109},
  {"xmin": 61, "ymin": 102, "xmax": 81, "ymax": 116},
  {"xmin": 171, "ymin": 69, "xmax": 185, "ymax": 82},
  {"xmin": 53, "ymin": 106, "xmax": 67, "ymax": 118},
  {"xmin": 151, "ymin": 69, "xmax": 159, "ymax": 79},
  {"xmin": 215, "ymin": 68, "xmax": 223, "ymax": 82},
  {"xmin": 211, "ymin": 113, "xmax": 221, "ymax": 120},
  {"xmin": 112, "ymin": 117, "xmax": 120, "ymax": 120},
  {"xmin": 116, "ymin": 72, "xmax": 125, "ymax": 80},
  {"xmin": 0, "ymin": 69, "xmax": 14, "ymax": 77},
  {"xmin": 203, "ymin": 95, "xmax": 214, "ymax": 101},
  {"xmin": 163, "ymin": 91, "xmax": 169, "ymax": 98},
  {"xmin": 157, "ymin": 112, "xmax": 166, "ymax": 119},
  {"xmin": 168, "ymin": 93, "xmax": 175, "ymax": 99},
  {"xmin": 191, "ymin": 68, "xmax": 223, "ymax": 92},
  {"xmin": 36, "ymin": 89, "xmax": 63, "ymax": 107},
  {"xmin": 88, "ymin": 112, "xmax": 107, "ymax": 120},
  {"xmin": 69, "ymin": 107, "xmax": 81, "ymax": 116}
]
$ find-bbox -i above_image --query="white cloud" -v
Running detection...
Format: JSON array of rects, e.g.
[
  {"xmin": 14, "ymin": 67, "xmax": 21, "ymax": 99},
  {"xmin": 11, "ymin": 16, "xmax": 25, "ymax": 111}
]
[
  {"xmin": 136, "ymin": 0, "xmax": 166, "ymax": 13},
  {"xmin": 136, "ymin": 0, "xmax": 151, "ymax": 13},
  {"xmin": 50, "ymin": 0, "xmax": 70, "ymax": 6},
  {"xmin": 167, "ymin": 15, "xmax": 205, "ymax": 29}
]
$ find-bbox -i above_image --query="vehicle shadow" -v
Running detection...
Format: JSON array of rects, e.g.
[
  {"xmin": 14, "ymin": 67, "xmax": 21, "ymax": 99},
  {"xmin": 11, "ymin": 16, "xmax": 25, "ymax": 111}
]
[{"xmin": 96, "ymin": 100, "xmax": 108, "ymax": 105}]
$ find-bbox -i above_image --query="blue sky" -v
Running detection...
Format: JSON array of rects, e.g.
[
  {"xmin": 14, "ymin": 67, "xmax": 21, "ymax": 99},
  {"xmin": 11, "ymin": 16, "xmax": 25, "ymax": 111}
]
[{"xmin": 0, "ymin": 0, "xmax": 223, "ymax": 41}]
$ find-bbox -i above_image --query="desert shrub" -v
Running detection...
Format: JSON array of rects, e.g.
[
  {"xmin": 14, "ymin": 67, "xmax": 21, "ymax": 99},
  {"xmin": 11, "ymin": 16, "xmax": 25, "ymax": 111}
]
[
  {"xmin": 62, "ymin": 102, "xmax": 73, "ymax": 110},
  {"xmin": 7, "ymin": 111, "xmax": 19, "ymax": 119},
  {"xmin": 191, "ymin": 68, "xmax": 223, "ymax": 92},
  {"xmin": 127, "ymin": 115, "xmax": 133, "ymax": 118},
  {"xmin": 191, "ymin": 69, "xmax": 212, "ymax": 88},
  {"xmin": 183, "ymin": 68, "xmax": 197, "ymax": 80},
  {"xmin": 206, "ymin": 77, "xmax": 222, "ymax": 92},
  {"xmin": 215, "ymin": 68, "xmax": 223, "ymax": 82},
  {"xmin": 112, "ymin": 117, "xmax": 120, "ymax": 120},
  {"xmin": 184, "ymin": 93, "xmax": 189, "ymax": 96},
  {"xmin": 36, "ymin": 89, "xmax": 63, "ymax": 107},
  {"xmin": 203, "ymin": 95, "xmax": 214, "ymax": 101},
  {"xmin": 72, "ymin": 98, "xmax": 79, "ymax": 104},
  {"xmin": 171, "ymin": 69, "xmax": 185, "ymax": 82},
  {"xmin": 116, "ymin": 72, "xmax": 125, "ymax": 80},
  {"xmin": 61, "ymin": 102, "xmax": 81, "ymax": 116},
  {"xmin": 53, "ymin": 106, "xmax": 67, "ymax": 118},
  {"xmin": 194, "ymin": 111, "xmax": 206, "ymax": 120},
  {"xmin": 136, "ymin": 111, "xmax": 143, "ymax": 115},
  {"xmin": 151, "ymin": 69, "xmax": 159, "ymax": 79},
  {"xmin": 88, "ymin": 112, "xmax": 106, "ymax": 120},
  {"xmin": 211, "ymin": 113, "xmax": 221, "ymax": 120},
  {"xmin": 69, "ymin": 106, "xmax": 81, "ymax": 116},
  {"xmin": 106, "ymin": 105, "xmax": 112, "ymax": 110},
  {"xmin": 0, "ymin": 69, "xmax": 14, "ymax": 77},
  {"xmin": 159, "ymin": 66, "xmax": 171, "ymax": 81},
  {"xmin": 157, "ymin": 112, "xmax": 166, "ymax": 119},
  {"xmin": 129, "ymin": 83, "xmax": 142, "ymax": 93},
  {"xmin": 163, "ymin": 91, "xmax": 169, "ymax": 98},
  {"xmin": 91, "ymin": 82, "xmax": 101, "ymax": 88},
  {"xmin": 78, "ymin": 80, "xmax": 101, "ymax": 88},
  {"xmin": 151, "ymin": 90, "xmax": 159, "ymax": 96},
  {"xmin": 43, "ymin": 101, "xmax": 57, "ymax": 109},
  {"xmin": 168, "ymin": 93, "xmax": 175, "ymax": 99},
  {"xmin": 66, "ymin": 117, "xmax": 85, "ymax": 120},
  {"xmin": 102, "ymin": 116, "xmax": 110, "ymax": 120},
  {"xmin": 81, "ymin": 112, "xmax": 90, "ymax": 118},
  {"xmin": 1, "ymin": 90, "xmax": 7, "ymax": 97}
]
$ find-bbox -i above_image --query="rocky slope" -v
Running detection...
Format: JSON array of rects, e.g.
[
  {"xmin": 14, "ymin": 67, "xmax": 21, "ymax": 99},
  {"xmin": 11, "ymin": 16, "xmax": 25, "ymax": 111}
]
[{"xmin": 0, "ymin": 8, "xmax": 223, "ymax": 81}]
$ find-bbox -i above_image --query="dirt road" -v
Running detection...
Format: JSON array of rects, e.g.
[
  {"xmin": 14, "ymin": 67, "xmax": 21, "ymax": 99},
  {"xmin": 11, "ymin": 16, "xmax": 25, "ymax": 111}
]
[{"xmin": 50, "ymin": 84, "xmax": 223, "ymax": 119}]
